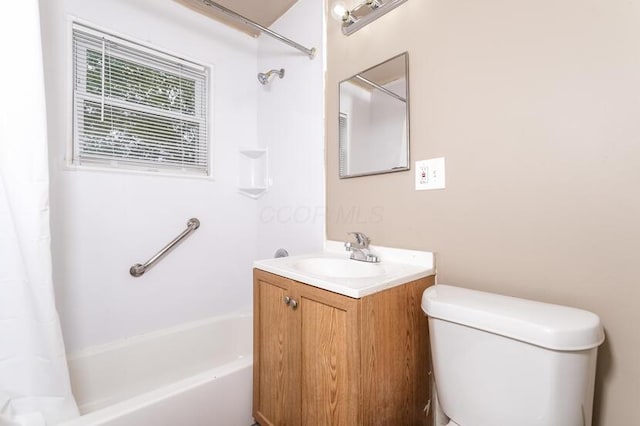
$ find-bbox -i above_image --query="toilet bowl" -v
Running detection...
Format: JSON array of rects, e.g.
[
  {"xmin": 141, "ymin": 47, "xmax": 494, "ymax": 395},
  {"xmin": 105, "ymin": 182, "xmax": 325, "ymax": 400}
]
[{"xmin": 422, "ymin": 284, "xmax": 604, "ymax": 426}]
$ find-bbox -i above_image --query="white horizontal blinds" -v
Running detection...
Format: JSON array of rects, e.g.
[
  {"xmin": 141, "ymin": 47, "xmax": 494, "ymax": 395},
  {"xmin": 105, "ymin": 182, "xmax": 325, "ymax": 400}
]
[
  {"xmin": 339, "ymin": 113, "xmax": 348, "ymax": 176},
  {"xmin": 72, "ymin": 23, "xmax": 209, "ymax": 175}
]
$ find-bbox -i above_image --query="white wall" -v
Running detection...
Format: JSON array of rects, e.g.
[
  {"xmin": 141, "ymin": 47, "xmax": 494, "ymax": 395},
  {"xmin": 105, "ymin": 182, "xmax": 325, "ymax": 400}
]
[
  {"xmin": 340, "ymin": 78, "xmax": 407, "ymax": 175},
  {"xmin": 40, "ymin": 0, "xmax": 261, "ymax": 352},
  {"xmin": 369, "ymin": 79, "xmax": 407, "ymax": 169},
  {"xmin": 255, "ymin": 0, "xmax": 325, "ymax": 259},
  {"xmin": 340, "ymin": 82, "xmax": 372, "ymax": 175}
]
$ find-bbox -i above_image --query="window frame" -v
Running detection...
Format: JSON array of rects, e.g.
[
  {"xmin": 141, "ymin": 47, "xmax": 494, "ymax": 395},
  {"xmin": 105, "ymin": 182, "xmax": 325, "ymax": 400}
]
[{"xmin": 66, "ymin": 19, "xmax": 214, "ymax": 179}]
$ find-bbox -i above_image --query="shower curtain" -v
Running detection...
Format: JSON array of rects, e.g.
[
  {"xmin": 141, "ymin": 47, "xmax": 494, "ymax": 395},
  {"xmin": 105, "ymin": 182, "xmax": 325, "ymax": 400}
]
[{"xmin": 0, "ymin": 1, "xmax": 79, "ymax": 425}]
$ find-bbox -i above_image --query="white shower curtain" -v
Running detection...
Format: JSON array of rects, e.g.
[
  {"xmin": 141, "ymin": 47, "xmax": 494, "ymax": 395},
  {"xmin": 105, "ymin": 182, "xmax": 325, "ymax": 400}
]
[{"xmin": 0, "ymin": 1, "xmax": 79, "ymax": 425}]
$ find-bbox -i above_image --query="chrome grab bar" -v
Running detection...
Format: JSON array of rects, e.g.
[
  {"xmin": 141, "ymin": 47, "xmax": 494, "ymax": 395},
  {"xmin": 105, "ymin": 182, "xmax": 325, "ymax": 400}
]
[{"xmin": 130, "ymin": 218, "xmax": 200, "ymax": 277}]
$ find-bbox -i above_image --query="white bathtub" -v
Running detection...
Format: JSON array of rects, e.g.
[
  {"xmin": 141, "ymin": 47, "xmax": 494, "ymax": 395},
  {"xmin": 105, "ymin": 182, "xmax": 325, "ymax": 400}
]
[{"xmin": 58, "ymin": 313, "xmax": 254, "ymax": 426}]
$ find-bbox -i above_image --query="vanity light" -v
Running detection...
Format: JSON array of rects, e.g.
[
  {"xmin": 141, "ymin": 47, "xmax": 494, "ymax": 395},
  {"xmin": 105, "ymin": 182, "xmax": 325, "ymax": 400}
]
[
  {"xmin": 331, "ymin": 1, "xmax": 355, "ymax": 24},
  {"xmin": 331, "ymin": 0, "xmax": 408, "ymax": 35}
]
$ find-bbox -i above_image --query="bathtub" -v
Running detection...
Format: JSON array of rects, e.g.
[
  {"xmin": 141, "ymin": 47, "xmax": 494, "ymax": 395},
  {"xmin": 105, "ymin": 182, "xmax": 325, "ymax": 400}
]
[{"xmin": 58, "ymin": 313, "xmax": 254, "ymax": 426}]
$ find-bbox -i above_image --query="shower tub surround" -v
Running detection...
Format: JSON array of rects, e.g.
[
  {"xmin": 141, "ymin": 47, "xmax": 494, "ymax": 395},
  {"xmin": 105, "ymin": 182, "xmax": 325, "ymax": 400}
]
[{"xmin": 57, "ymin": 313, "xmax": 253, "ymax": 426}]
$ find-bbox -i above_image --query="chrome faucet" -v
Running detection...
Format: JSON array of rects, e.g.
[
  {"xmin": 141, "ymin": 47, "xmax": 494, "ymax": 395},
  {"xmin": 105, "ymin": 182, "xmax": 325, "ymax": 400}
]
[{"xmin": 345, "ymin": 232, "xmax": 380, "ymax": 263}]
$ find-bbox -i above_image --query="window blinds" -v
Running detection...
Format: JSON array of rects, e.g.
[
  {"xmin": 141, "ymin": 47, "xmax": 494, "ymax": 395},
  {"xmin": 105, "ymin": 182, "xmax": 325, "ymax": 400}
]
[
  {"xmin": 72, "ymin": 23, "xmax": 209, "ymax": 175},
  {"xmin": 339, "ymin": 113, "xmax": 348, "ymax": 177}
]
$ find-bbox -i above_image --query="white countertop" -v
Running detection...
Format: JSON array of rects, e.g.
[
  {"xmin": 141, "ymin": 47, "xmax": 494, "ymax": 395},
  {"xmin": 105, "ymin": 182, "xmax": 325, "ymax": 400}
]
[{"xmin": 253, "ymin": 241, "xmax": 435, "ymax": 298}]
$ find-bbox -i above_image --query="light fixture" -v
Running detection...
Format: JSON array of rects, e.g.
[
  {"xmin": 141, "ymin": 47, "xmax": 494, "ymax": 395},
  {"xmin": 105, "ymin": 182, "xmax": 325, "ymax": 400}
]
[
  {"xmin": 331, "ymin": 1, "xmax": 347, "ymax": 21},
  {"xmin": 331, "ymin": 0, "xmax": 408, "ymax": 36},
  {"xmin": 331, "ymin": 1, "xmax": 355, "ymax": 24}
]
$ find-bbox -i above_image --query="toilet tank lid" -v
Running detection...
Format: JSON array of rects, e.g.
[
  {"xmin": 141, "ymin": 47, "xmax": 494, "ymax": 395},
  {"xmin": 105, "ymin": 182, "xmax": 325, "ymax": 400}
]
[{"xmin": 422, "ymin": 285, "xmax": 605, "ymax": 351}]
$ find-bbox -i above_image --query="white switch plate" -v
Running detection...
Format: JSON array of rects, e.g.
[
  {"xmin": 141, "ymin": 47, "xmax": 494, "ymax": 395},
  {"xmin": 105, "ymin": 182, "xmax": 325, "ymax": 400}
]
[{"xmin": 415, "ymin": 157, "xmax": 446, "ymax": 190}]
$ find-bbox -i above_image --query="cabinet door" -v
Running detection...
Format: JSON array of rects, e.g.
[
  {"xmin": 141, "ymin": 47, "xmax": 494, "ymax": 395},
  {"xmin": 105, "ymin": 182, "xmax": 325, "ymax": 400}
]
[
  {"xmin": 253, "ymin": 270, "xmax": 299, "ymax": 426},
  {"xmin": 360, "ymin": 277, "xmax": 434, "ymax": 426},
  {"xmin": 296, "ymin": 283, "xmax": 361, "ymax": 426}
]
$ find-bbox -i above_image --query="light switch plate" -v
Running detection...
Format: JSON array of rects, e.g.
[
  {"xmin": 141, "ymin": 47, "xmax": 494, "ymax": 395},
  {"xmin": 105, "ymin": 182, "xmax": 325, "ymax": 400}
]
[{"xmin": 415, "ymin": 157, "xmax": 446, "ymax": 190}]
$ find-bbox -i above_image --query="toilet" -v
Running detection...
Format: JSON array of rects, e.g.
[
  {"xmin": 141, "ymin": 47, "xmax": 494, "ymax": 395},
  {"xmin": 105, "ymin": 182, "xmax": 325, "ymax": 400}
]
[{"xmin": 421, "ymin": 285, "xmax": 605, "ymax": 426}]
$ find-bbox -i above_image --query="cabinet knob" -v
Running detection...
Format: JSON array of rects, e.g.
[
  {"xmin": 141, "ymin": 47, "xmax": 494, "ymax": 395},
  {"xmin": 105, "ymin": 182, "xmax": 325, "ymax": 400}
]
[{"xmin": 283, "ymin": 295, "xmax": 298, "ymax": 310}]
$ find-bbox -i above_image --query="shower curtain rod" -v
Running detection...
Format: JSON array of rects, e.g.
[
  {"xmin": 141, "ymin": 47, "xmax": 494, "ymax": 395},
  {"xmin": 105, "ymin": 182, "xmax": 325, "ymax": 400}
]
[
  {"xmin": 354, "ymin": 74, "xmax": 407, "ymax": 103},
  {"xmin": 200, "ymin": 0, "xmax": 316, "ymax": 59}
]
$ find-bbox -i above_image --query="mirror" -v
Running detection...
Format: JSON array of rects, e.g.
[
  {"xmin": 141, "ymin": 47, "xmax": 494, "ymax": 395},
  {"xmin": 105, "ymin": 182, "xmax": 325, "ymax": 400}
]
[{"xmin": 339, "ymin": 52, "xmax": 409, "ymax": 178}]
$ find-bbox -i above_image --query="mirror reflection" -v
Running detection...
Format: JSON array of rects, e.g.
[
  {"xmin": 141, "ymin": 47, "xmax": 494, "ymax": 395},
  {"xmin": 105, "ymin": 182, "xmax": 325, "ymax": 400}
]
[{"xmin": 339, "ymin": 52, "xmax": 409, "ymax": 178}]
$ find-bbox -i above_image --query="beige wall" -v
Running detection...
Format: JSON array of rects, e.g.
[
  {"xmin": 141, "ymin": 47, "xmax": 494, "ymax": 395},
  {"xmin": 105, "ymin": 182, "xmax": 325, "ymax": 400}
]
[{"xmin": 326, "ymin": 1, "xmax": 640, "ymax": 424}]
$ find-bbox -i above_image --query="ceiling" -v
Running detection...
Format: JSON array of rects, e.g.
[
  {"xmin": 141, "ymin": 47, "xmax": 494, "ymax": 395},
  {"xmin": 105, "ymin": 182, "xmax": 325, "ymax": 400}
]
[
  {"xmin": 174, "ymin": 0, "xmax": 299, "ymax": 37},
  {"xmin": 348, "ymin": 53, "xmax": 407, "ymax": 92}
]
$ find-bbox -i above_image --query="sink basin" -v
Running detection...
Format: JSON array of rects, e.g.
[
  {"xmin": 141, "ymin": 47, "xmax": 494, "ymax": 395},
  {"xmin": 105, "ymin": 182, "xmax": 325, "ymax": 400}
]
[
  {"xmin": 254, "ymin": 242, "xmax": 435, "ymax": 298},
  {"xmin": 293, "ymin": 258, "xmax": 385, "ymax": 278}
]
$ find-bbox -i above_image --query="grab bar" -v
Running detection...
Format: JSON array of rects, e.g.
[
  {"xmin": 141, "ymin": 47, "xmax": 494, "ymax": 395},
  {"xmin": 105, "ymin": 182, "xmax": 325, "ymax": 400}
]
[{"xmin": 130, "ymin": 218, "xmax": 200, "ymax": 277}]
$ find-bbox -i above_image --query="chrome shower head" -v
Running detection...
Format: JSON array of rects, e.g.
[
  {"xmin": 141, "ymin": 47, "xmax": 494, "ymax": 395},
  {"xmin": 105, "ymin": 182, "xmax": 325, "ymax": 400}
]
[
  {"xmin": 258, "ymin": 68, "xmax": 285, "ymax": 85},
  {"xmin": 257, "ymin": 73, "xmax": 270, "ymax": 85}
]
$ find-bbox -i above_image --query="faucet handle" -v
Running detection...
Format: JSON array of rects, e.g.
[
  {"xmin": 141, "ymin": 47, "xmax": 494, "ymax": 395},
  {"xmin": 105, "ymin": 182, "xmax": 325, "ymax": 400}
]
[
  {"xmin": 348, "ymin": 232, "xmax": 370, "ymax": 247},
  {"xmin": 365, "ymin": 254, "xmax": 380, "ymax": 263}
]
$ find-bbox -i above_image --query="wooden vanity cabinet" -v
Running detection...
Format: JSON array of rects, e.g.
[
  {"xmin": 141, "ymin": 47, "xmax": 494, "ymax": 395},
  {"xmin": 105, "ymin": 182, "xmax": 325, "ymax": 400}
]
[{"xmin": 253, "ymin": 269, "xmax": 434, "ymax": 426}]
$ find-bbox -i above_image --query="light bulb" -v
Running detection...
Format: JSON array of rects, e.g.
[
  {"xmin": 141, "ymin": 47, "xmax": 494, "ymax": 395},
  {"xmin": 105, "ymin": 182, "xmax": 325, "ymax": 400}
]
[{"xmin": 331, "ymin": 1, "xmax": 349, "ymax": 22}]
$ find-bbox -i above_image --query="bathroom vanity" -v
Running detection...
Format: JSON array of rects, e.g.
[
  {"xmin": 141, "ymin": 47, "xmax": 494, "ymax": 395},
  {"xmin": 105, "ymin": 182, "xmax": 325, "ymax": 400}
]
[{"xmin": 252, "ymin": 244, "xmax": 435, "ymax": 426}]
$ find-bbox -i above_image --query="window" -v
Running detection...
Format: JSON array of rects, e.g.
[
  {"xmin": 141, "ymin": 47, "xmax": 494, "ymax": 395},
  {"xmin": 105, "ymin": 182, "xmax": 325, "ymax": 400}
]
[
  {"xmin": 72, "ymin": 23, "xmax": 210, "ymax": 176},
  {"xmin": 338, "ymin": 112, "xmax": 349, "ymax": 177}
]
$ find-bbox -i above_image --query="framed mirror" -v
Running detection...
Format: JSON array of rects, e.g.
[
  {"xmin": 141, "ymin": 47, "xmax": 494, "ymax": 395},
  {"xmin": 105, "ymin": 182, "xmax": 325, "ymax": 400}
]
[{"xmin": 339, "ymin": 52, "xmax": 409, "ymax": 178}]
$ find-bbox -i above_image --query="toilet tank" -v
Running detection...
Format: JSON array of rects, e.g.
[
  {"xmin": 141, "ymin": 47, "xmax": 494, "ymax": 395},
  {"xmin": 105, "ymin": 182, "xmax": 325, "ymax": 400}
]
[{"xmin": 422, "ymin": 285, "xmax": 604, "ymax": 426}]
